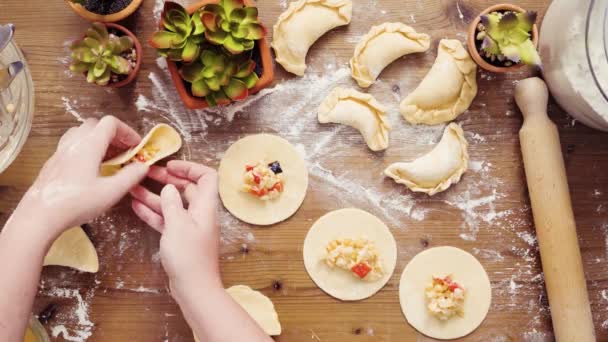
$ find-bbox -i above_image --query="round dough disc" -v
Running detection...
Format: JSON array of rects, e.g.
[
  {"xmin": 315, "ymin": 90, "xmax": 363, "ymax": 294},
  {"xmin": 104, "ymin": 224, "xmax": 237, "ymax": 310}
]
[
  {"xmin": 399, "ymin": 246, "xmax": 492, "ymax": 340},
  {"xmin": 218, "ymin": 134, "xmax": 308, "ymax": 225},
  {"xmin": 303, "ymin": 208, "xmax": 397, "ymax": 301}
]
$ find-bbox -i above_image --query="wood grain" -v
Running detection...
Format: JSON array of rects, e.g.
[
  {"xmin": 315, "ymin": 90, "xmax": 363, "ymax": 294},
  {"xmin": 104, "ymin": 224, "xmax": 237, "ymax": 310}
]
[{"xmin": 1, "ymin": 0, "xmax": 607, "ymax": 341}]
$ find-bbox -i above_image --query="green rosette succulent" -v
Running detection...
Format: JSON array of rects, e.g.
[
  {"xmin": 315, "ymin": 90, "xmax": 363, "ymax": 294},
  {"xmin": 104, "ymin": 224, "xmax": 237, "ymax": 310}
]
[
  {"xmin": 477, "ymin": 11, "xmax": 540, "ymax": 66},
  {"xmin": 149, "ymin": 2, "xmax": 205, "ymax": 63},
  {"xmin": 69, "ymin": 22, "xmax": 134, "ymax": 86},
  {"xmin": 179, "ymin": 48, "xmax": 259, "ymax": 106},
  {"xmin": 200, "ymin": 0, "xmax": 265, "ymax": 54}
]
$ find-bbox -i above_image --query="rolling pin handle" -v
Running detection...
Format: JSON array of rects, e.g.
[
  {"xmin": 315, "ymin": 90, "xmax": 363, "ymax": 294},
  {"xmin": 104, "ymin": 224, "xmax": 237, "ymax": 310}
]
[{"xmin": 515, "ymin": 77, "xmax": 549, "ymax": 120}]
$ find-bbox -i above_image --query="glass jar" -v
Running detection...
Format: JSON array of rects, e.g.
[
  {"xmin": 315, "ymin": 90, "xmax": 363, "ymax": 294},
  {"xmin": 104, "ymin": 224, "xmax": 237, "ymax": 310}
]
[
  {"xmin": 0, "ymin": 32, "xmax": 35, "ymax": 173},
  {"xmin": 539, "ymin": 0, "xmax": 608, "ymax": 131}
]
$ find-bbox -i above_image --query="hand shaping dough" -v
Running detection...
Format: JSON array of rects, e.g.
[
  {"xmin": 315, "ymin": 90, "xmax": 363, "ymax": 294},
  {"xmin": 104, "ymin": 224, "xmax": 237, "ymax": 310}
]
[
  {"xmin": 350, "ymin": 23, "xmax": 431, "ymax": 88},
  {"xmin": 318, "ymin": 87, "xmax": 390, "ymax": 151},
  {"xmin": 272, "ymin": 0, "xmax": 353, "ymax": 76},
  {"xmin": 384, "ymin": 123, "xmax": 468, "ymax": 195},
  {"xmin": 100, "ymin": 124, "xmax": 182, "ymax": 176},
  {"xmin": 218, "ymin": 134, "xmax": 308, "ymax": 225},
  {"xmin": 44, "ymin": 226, "xmax": 99, "ymax": 273},
  {"xmin": 399, "ymin": 246, "xmax": 491, "ymax": 340},
  {"xmin": 303, "ymin": 208, "xmax": 397, "ymax": 301},
  {"xmin": 400, "ymin": 39, "xmax": 477, "ymax": 125},
  {"xmin": 194, "ymin": 285, "xmax": 281, "ymax": 341}
]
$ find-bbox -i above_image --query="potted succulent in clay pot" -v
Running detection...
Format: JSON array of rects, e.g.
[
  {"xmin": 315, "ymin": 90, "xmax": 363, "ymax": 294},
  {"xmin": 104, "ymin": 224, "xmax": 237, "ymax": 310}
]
[
  {"xmin": 69, "ymin": 22, "xmax": 142, "ymax": 87},
  {"xmin": 149, "ymin": 0, "xmax": 274, "ymax": 109},
  {"xmin": 467, "ymin": 4, "xmax": 540, "ymax": 73},
  {"xmin": 65, "ymin": 0, "xmax": 144, "ymax": 22}
]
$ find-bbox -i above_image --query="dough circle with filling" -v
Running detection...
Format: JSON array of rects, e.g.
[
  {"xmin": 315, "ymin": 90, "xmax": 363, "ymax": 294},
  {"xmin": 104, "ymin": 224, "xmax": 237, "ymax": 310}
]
[
  {"xmin": 399, "ymin": 246, "xmax": 491, "ymax": 340},
  {"xmin": 303, "ymin": 208, "xmax": 397, "ymax": 301},
  {"xmin": 218, "ymin": 134, "xmax": 308, "ymax": 225}
]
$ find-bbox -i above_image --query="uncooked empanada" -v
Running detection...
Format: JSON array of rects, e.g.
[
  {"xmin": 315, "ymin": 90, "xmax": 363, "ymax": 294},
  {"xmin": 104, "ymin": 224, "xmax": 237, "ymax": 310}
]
[
  {"xmin": 400, "ymin": 39, "xmax": 477, "ymax": 125},
  {"xmin": 318, "ymin": 87, "xmax": 390, "ymax": 151},
  {"xmin": 384, "ymin": 123, "xmax": 468, "ymax": 195},
  {"xmin": 350, "ymin": 23, "xmax": 430, "ymax": 88},
  {"xmin": 272, "ymin": 0, "xmax": 353, "ymax": 76},
  {"xmin": 100, "ymin": 124, "xmax": 182, "ymax": 177},
  {"xmin": 44, "ymin": 226, "xmax": 98, "ymax": 273}
]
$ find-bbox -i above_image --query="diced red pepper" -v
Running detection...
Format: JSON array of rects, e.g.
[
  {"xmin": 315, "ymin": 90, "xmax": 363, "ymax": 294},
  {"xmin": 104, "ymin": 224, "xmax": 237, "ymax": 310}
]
[
  {"xmin": 246, "ymin": 165, "xmax": 254, "ymax": 171},
  {"xmin": 249, "ymin": 187, "xmax": 268, "ymax": 197},
  {"xmin": 253, "ymin": 173, "xmax": 261, "ymax": 184},
  {"xmin": 271, "ymin": 182, "xmax": 283, "ymax": 192},
  {"xmin": 351, "ymin": 262, "xmax": 372, "ymax": 279},
  {"xmin": 135, "ymin": 154, "xmax": 146, "ymax": 162}
]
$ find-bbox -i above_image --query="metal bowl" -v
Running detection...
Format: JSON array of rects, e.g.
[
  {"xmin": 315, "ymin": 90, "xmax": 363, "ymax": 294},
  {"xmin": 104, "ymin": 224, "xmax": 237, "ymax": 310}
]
[{"xmin": 0, "ymin": 35, "xmax": 34, "ymax": 173}]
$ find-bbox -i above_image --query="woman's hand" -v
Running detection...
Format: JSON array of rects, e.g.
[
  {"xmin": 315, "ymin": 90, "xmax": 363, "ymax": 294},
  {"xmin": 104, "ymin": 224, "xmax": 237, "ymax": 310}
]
[
  {"xmin": 11, "ymin": 116, "xmax": 149, "ymax": 243},
  {"xmin": 130, "ymin": 161, "xmax": 221, "ymax": 290}
]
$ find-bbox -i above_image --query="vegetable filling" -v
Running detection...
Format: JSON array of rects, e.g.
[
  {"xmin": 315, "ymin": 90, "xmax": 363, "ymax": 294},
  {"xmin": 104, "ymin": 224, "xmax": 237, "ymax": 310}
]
[
  {"xmin": 131, "ymin": 146, "xmax": 159, "ymax": 163},
  {"xmin": 425, "ymin": 275, "xmax": 465, "ymax": 320},
  {"xmin": 242, "ymin": 160, "xmax": 284, "ymax": 200},
  {"xmin": 323, "ymin": 237, "xmax": 384, "ymax": 281}
]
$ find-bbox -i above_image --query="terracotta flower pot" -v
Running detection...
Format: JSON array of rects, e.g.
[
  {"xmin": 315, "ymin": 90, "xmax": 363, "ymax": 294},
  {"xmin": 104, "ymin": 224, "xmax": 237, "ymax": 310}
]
[
  {"xmin": 162, "ymin": 0, "xmax": 275, "ymax": 110},
  {"xmin": 467, "ymin": 3, "xmax": 539, "ymax": 73},
  {"xmin": 74, "ymin": 23, "xmax": 142, "ymax": 88},
  {"xmin": 65, "ymin": 0, "xmax": 144, "ymax": 23}
]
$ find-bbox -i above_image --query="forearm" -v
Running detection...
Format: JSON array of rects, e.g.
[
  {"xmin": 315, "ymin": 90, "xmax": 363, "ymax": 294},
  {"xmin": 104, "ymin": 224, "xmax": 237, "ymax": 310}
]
[
  {"xmin": 0, "ymin": 214, "xmax": 54, "ymax": 341},
  {"xmin": 172, "ymin": 278, "xmax": 272, "ymax": 342}
]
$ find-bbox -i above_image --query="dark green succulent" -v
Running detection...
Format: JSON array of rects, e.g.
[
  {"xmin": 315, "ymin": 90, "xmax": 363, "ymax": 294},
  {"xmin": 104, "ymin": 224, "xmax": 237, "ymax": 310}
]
[
  {"xmin": 477, "ymin": 11, "xmax": 540, "ymax": 66},
  {"xmin": 200, "ymin": 0, "xmax": 264, "ymax": 54},
  {"xmin": 179, "ymin": 48, "xmax": 259, "ymax": 106},
  {"xmin": 149, "ymin": 2, "xmax": 205, "ymax": 63},
  {"xmin": 69, "ymin": 22, "xmax": 134, "ymax": 86}
]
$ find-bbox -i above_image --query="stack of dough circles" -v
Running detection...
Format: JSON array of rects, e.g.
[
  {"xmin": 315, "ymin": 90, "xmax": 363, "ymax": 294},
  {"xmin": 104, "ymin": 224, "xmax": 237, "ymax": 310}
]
[
  {"xmin": 303, "ymin": 208, "xmax": 397, "ymax": 301},
  {"xmin": 399, "ymin": 246, "xmax": 492, "ymax": 340},
  {"xmin": 218, "ymin": 134, "xmax": 308, "ymax": 225}
]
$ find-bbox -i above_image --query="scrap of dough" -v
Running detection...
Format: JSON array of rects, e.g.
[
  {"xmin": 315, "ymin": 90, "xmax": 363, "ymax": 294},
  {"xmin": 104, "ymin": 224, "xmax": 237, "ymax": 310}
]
[
  {"xmin": 218, "ymin": 134, "xmax": 308, "ymax": 225},
  {"xmin": 194, "ymin": 285, "xmax": 282, "ymax": 341},
  {"xmin": 303, "ymin": 208, "xmax": 397, "ymax": 301},
  {"xmin": 400, "ymin": 39, "xmax": 477, "ymax": 125},
  {"xmin": 350, "ymin": 22, "xmax": 431, "ymax": 88},
  {"xmin": 227, "ymin": 285, "xmax": 282, "ymax": 335},
  {"xmin": 44, "ymin": 226, "xmax": 98, "ymax": 273},
  {"xmin": 100, "ymin": 124, "xmax": 182, "ymax": 176},
  {"xmin": 318, "ymin": 87, "xmax": 390, "ymax": 151},
  {"xmin": 384, "ymin": 123, "xmax": 468, "ymax": 195},
  {"xmin": 272, "ymin": 0, "xmax": 353, "ymax": 76},
  {"xmin": 399, "ymin": 246, "xmax": 491, "ymax": 340}
]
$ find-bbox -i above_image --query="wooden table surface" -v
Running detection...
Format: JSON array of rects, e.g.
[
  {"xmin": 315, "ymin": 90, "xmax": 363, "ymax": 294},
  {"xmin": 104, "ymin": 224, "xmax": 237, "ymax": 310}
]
[{"xmin": 1, "ymin": 0, "xmax": 608, "ymax": 341}]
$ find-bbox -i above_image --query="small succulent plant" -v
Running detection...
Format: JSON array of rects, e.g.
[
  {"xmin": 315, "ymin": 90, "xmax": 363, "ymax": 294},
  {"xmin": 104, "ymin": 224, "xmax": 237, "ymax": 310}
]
[
  {"xmin": 179, "ymin": 48, "xmax": 259, "ymax": 106},
  {"xmin": 69, "ymin": 22, "xmax": 134, "ymax": 86},
  {"xmin": 476, "ymin": 11, "xmax": 540, "ymax": 66},
  {"xmin": 201, "ymin": 0, "xmax": 265, "ymax": 54},
  {"xmin": 149, "ymin": 2, "xmax": 206, "ymax": 63}
]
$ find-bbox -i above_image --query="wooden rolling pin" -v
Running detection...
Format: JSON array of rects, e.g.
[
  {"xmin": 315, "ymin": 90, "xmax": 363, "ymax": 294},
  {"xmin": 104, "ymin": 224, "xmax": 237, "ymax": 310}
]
[{"xmin": 515, "ymin": 77, "xmax": 595, "ymax": 341}]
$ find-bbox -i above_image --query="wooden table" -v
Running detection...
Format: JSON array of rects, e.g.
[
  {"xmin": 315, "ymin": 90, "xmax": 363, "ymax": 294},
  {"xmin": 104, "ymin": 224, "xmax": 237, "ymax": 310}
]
[{"xmin": 1, "ymin": 0, "xmax": 607, "ymax": 341}]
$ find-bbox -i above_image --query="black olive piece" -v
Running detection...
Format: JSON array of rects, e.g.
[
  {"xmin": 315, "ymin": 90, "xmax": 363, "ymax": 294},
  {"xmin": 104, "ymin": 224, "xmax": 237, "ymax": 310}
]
[{"xmin": 268, "ymin": 161, "xmax": 283, "ymax": 174}]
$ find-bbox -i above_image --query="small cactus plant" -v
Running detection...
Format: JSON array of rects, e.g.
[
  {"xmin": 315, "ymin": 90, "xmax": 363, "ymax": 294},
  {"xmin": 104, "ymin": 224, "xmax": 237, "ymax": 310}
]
[
  {"xmin": 149, "ymin": 2, "xmax": 206, "ymax": 63},
  {"xmin": 201, "ymin": 0, "xmax": 265, "ymax": 54},
  {"xmin": 69, "ymin": 22, "xmax": 135, "ymax": 86},
  {"xmin": 476, "ymin": 11, "xmax": 540, "ymax": 66},
  {"xmin": 178, "ymin": 48, "xmax": 259, "ymax": 106}
]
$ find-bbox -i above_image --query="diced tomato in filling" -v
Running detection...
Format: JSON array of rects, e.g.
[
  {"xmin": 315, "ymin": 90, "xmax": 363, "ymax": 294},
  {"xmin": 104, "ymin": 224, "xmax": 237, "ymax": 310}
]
[
  {"xmin": 351, "ymin": 262, "xmax": 372, "ymax": 279},
  {"xmin": 135, "ymin": 154, "xmax": 146, "ymax": 162},
  {"xmin": 253, "ymin": 173, "xmax": 261, "ymax": 184},
  {"xmin": 246, "ymin": 165, "xmax": 254, "ymax": 171},
  {"xmin": 271, "ymin": 182, "xmax": 283, "ymax": 192},
  {"xmin": 250, "ymin": 188, "xmax": 268, "ymax": 197}
]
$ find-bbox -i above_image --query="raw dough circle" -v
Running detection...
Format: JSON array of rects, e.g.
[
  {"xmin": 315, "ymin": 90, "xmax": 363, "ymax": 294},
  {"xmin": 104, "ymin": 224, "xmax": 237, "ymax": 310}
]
[
  {"xmin": 399, "ymin": 246, "xmax": 491, "ymax": 340},
  {"xmin": 218, "ymin": 134, "xmax": 308, "ymax": 225},
  {"xmin": 303, "ymin": 208, "xmax": 397, "ymax": 301}
]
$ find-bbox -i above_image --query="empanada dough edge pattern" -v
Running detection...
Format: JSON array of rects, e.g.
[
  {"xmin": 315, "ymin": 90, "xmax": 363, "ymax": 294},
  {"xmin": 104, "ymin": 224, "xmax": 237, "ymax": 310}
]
[
  {"xmin": 272, "ymin": 0, "xmax": 353, "ymax": 76},
  {"xmin": 384, "ymin": 123, "xmax": 469, "ymax": 195},
  {"xmin": 318, "ymin": 87, "xmax": 391, "ymax": 151},
  {"xmin": 350, "ymin": 22, "xmax": 431, "ymax": 88},
  {"xmin": 400, "ymin": 39, "xmax": 477, "ymax": 125}
]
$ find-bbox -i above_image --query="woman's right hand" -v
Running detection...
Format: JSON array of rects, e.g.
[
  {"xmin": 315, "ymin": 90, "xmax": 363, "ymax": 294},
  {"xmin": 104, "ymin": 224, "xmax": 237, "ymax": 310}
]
[{"xmin": 130, "ymin": 161, "xmax": 221, "ymax": 291}]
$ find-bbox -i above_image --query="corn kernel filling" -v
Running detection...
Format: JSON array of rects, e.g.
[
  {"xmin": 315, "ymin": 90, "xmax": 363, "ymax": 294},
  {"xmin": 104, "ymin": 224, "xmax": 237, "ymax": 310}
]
[
  {"xmin": 131, "ymin": 146, "xmax": 160, "ymax": 163},
  {"xmin": 323, "ymin": 237, "xmax": 384, "ymax": 281},
  {"xmin": 425, "ymin": 275, "xmax": 465, "ymax": 320},
  {"xmin": 242, "ymin": 160, "xmax": 284, "ymax": 201}
]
